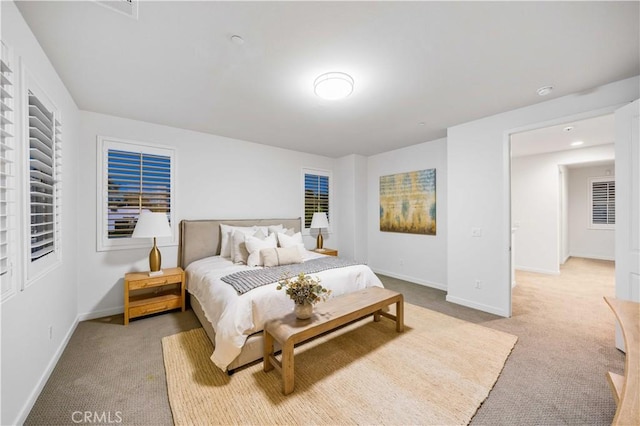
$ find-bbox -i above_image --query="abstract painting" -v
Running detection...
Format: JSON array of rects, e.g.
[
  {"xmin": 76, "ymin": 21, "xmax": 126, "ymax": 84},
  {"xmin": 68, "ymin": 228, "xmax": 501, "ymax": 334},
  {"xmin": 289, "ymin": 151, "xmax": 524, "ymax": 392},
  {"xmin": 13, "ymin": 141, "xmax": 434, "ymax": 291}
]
[{"xmin": 380, "ymin": 169, "xmax": 436, "ymax": 235}]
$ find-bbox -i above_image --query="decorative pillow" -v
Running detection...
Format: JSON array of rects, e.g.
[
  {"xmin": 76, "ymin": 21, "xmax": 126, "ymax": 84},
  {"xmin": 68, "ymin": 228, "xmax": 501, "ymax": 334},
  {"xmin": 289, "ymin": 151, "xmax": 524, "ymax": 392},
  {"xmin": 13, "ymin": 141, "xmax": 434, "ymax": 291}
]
[
  {"xmin": 267, "ymin": 224, "xmax": 285, "ymax": 235},
  {"xmin": 277, "ymin": 231, "xmax": 305, "ymax": 255},
  {"xmin": 260, "ymin": 246, "xmax": 303, "ymax": 267},
  {"xmin": 220, "ymin": 225, "xmax": 256, "ymax": 258},
  {"xmin": 231, "ymin": 229, "xmax": 266, "ymax": 264},
  {"xmin": 245, "ymin": 233, "xmax": 277, "ymax": 267},
  {"xmin": 277, "ymin": 231, "xmax": 303, "ymax": 247}
]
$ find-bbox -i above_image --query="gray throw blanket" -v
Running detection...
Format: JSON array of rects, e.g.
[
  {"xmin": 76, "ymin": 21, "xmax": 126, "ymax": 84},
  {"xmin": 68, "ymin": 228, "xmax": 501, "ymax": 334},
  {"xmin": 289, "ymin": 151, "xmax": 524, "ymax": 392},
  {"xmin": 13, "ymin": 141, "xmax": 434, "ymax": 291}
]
[{"xmin": 221, "ymin": 257, "xmax": 361, "ymax": 295}]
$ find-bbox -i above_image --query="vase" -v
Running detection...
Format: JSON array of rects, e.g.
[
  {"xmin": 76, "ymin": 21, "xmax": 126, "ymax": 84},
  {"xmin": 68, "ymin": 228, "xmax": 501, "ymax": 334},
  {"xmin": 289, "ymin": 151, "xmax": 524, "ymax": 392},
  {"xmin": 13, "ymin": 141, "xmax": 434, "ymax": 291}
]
[{"xmin": 294, "ymin": 302, "xmax": 313, "ymax": 320}]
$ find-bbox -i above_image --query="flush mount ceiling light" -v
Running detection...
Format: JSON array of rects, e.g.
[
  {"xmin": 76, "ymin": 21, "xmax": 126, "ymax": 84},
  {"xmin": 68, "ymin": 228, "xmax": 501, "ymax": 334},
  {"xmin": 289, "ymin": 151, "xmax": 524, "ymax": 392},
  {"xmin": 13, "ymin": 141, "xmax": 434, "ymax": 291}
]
[
  {"xmin": 230, "ymin": 35, "xmax": 245, "ymax": 45},
  {"xmin": 571, "ymin": 141, "xmax": 584, "ymax": 146},
  {"xmin": 314, "ymin": 72, "xmax": 354, "ymax": 100},
  {"xmin": 536, "ymin": 85, "xmax": 554, "ymax": 96}
]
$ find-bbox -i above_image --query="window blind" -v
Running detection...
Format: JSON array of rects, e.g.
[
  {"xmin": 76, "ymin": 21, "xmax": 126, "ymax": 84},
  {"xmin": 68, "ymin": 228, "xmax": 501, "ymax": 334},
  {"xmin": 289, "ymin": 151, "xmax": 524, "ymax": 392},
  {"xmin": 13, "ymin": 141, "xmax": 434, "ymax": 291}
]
[
  {"xmin": 28, "ymin": 90, "xmax": 60, "ymax": 262},
  {"xmin": 592, "ymin": 180, "xmax": 615, "ymax": 225},
  {"xmin": 107, "ymin": 149, "xmax": 171, "ymax": 238},
  {"xmin": 304, "ymin": 172, "xmax": 329, "ymax": 228},
  {"xmin": 0, "ymin": 49, "xmax": 14, "ymax": 284}
]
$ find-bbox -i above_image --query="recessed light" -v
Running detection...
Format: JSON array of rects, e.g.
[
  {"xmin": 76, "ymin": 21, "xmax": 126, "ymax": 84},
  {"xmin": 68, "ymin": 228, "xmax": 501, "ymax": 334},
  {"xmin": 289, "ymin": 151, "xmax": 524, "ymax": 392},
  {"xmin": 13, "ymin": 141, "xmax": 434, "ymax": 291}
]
[
  {"xmin": 314, "ymin": 72, "xmax": 354, "ymax": 100},
  {"xmin": 536, "ymin": 86, "xmax": 554, "ymax": 96},
  {"xmin": 571, "ymin": 141, "xmax": 584, "ymax": 147},
  {"xmin": 563, "ymin": 126, "xmax": 574, "ymax": 132}
]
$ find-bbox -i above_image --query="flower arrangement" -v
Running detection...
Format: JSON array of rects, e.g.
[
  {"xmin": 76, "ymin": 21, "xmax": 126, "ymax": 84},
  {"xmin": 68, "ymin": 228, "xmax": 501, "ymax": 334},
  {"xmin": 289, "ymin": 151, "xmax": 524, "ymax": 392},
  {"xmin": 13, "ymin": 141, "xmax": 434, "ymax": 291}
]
[{"xmin": 277, "ymin": 272, "xmax": 332, "ymax": 305}]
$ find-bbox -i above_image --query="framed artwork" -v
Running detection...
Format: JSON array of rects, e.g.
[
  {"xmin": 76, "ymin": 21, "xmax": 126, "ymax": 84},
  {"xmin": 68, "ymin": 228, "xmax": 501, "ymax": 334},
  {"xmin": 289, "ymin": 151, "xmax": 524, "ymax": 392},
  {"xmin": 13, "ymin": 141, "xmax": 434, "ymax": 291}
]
[{"xmin": 379, "ymin": 169, "xmax": 436, "ymax": 235}]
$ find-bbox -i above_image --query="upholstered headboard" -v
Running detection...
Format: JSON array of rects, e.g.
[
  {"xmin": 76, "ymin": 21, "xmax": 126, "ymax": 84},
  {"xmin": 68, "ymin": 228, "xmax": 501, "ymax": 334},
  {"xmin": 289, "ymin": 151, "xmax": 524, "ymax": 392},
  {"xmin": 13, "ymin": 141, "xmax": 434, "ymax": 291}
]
[{"xmin": 178, "ymin": 218, "xmax": 302, "ymax": 269}]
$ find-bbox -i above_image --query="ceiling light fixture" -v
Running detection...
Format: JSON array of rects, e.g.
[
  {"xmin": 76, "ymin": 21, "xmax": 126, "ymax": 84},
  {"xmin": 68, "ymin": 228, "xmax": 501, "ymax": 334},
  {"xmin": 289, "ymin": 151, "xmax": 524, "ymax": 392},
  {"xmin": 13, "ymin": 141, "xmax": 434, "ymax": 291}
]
[
  {"xmin": 314, "ymin": 72, "xmax": 354, "ymax": 100},
  {"xmin": 571, "ymin": 141, "xmax": 584, "ymax": 147},
  {"xmin": 230, "ymin": 35, "xmax": 245, "ymax": 45},
  {"xmin": 536, "ymin": 86, "xmax": 554, "ymax": 96}
]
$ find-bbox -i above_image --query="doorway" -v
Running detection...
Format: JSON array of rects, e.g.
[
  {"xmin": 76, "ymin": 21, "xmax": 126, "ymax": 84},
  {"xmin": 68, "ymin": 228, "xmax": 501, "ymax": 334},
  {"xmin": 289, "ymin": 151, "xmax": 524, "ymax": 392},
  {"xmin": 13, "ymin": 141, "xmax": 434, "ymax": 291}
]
[{"xmin": 510, "ymin": 114, "xmax": 615, "ymax": 279}]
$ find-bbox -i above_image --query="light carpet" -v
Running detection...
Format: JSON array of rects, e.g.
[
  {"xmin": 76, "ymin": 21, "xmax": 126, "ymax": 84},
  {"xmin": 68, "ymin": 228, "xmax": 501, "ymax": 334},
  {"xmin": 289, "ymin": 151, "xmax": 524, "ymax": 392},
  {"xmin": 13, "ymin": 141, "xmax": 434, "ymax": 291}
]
[{"xmin": 162, "ymin": 303, "xmax": 517, "ymax": 425}]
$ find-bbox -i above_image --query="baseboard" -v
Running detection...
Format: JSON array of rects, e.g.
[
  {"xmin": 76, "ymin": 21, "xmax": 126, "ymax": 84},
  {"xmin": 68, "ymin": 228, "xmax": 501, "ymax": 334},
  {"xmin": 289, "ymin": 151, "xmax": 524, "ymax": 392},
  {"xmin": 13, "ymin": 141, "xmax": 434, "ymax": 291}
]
[
  {"xmin": 13, "ymin": 316, "xmax": 80, "ymax": 426},
  {"xmin": 77, "ymin": 306, "xmax": 124, "ymax": 322},
  {"xmin": 371, "ymin": 268, "xmax": 447, "ymax": 291},
  {"xmin": 568, "ymin": 253, "xmax": 615, "ymax": 262},
  {"xmin": 514, "ymin": 266, "xmax": 560, "ymax": 275},
  {"xmin": 445, "ymin": 295, "xmax": 510, "ymax": 318}
]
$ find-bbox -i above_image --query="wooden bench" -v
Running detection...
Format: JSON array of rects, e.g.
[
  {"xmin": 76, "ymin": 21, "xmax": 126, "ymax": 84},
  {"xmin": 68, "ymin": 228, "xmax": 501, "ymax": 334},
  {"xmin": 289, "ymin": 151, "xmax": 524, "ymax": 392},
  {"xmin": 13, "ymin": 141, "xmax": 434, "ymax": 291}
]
[
  {"xmin": 604, "ymin": 297, "xmax": 639, "ymax": 426},
  {"xmin": 263, "ymin": 287, "xmax": 404, "ymax": 395}
]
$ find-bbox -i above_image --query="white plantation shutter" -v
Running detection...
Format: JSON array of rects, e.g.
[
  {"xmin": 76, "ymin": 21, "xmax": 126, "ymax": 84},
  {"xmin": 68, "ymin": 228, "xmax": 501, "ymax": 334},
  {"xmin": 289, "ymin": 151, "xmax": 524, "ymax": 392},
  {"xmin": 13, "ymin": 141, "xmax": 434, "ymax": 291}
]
[
  {"xmin": 26, "ymin": 78, "xmax": 62, "ymax": 280},
  {"xmin": 107, "ymin": 149, "xmax": 171, "ymax": 238},
  {"xmin": 1, "ymin": 42, "xmax": 15, "ymax": 299},
  {"xmin": 98, "ymin": 137, "xmax": 175, "ymax": 251},
  {"xmin": 589, "ymin": 177, "xmax": 615, "ymax": 228},
  {"xmin": 303, "ymin": 170, "xmax": 330, "ymax": 229}
]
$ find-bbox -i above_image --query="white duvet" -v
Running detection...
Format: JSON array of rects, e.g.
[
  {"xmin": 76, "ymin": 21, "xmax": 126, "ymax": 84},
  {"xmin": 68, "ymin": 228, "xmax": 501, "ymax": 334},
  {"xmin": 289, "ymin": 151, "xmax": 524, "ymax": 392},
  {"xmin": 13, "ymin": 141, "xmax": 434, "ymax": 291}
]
[{"xmin": 185, "ymin": 251, "xmax": 384, "ymax": 370}]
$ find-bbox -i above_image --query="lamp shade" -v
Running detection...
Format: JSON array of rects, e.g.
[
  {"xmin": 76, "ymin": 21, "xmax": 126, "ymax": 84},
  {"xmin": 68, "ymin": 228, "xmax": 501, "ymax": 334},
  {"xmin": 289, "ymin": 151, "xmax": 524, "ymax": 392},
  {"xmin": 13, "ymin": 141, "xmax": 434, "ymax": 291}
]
[
  {"xmin": 310, "ymin": 212, "xmax": 329, "ymax": 229},
  {"xmin": 131, "ymin": 212, "xmax": 172, "ymax": 238}
]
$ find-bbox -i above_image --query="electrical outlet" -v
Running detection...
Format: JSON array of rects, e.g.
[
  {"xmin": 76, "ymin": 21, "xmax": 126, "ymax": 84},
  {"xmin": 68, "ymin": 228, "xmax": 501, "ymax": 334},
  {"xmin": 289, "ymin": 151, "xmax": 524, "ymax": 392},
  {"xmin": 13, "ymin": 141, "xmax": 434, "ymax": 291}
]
[
  {"xmin": 472, "ymin": 228, "xmax": 483, "ymax": 237},
  {"xmin": 399, "ymin": 259, "xmax": 404, "ymax": 266},
  {"xmin": 475, "ymin": 280, "xmax": 482, "ymax": 289}
]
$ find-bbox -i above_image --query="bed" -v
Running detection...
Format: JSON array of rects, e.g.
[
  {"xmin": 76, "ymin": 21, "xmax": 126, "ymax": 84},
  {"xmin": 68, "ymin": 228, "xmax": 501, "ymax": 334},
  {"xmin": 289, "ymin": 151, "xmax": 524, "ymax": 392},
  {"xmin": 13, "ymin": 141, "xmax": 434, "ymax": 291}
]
[{"xmin": 178, "ymin": 218, "xmax": 384, "ymax": 373}]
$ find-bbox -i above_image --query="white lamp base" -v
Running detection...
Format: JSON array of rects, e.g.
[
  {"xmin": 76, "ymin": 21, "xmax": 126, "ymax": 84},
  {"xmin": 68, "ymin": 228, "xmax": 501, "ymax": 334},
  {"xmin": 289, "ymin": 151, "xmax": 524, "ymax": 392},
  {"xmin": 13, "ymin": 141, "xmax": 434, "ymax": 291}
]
[{"xmin": 148, "ymin": 270, "xmax": 164, "ymax": 277}]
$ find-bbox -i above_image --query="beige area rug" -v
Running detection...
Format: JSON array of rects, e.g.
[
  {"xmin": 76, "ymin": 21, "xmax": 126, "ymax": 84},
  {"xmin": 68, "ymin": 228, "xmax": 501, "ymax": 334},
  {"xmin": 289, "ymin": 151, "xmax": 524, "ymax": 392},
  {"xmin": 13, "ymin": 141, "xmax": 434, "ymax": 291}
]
[{"xmin": 162, "ymin": 303, "xmax": 517, "ymax": 425}]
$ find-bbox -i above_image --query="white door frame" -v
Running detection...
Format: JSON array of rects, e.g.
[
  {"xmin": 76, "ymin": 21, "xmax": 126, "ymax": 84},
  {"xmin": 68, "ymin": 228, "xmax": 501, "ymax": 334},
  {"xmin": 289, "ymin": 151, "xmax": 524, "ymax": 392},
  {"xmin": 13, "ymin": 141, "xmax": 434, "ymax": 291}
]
[
  {"xmin": 614, "ymin": 99, "xmax": 640, "ymax": 350},
  {"xmin": 505, "ymin": 104, "xmax": 625, "ymax": 313}
]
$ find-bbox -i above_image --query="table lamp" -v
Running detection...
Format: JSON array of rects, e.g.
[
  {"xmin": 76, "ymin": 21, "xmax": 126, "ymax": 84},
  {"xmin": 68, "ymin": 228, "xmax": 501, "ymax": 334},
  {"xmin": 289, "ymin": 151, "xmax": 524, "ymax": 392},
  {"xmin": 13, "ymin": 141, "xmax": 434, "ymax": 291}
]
[
  {"xmin": 132, "ymin": 212, "xmax": 172, "ymax": 276},
  {"xmin": 310, "ymin": 212, "xmax": 329, "ymax": 250}
]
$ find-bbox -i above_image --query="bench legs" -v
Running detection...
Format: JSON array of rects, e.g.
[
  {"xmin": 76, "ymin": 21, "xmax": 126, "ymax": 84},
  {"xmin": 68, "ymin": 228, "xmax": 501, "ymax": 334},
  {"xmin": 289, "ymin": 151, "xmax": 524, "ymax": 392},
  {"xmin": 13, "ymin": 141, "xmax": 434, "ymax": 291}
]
[
  {"xmin": 263, "ymin": 331, "xmax": 295, "ymax": 394},
  {"xmin": 264, "ymin": 294, "xmax": 404, "ymax": 395},
  {"xmin": 282, "ymin": 341, "xmax": 295, "ymax": 395},
  {"xmin": 263, "ymin": 331, "xmax": 274, "ymax": 373},
  {"xmin": 377, "ymin": 295, "xmax": 404, "ymax": 332}
]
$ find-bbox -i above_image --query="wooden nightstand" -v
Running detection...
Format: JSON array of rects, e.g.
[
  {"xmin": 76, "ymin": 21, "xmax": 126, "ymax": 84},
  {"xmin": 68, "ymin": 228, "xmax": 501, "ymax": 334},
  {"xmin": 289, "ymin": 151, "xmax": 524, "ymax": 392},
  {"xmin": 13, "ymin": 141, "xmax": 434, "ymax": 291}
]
[
  {"xmin": 313, "ymin": 248, "xmax": 338, "ymax": 257},
  {"xmin": 124, "ymin": 267, "xmax": 185, "ymax": 325}
]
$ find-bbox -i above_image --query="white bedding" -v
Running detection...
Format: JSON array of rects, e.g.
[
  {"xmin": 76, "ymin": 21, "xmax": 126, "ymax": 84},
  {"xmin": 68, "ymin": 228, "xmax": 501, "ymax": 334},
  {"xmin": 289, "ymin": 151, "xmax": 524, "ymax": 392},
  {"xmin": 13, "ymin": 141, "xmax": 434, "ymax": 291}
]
[{"xmin": 185, "ymin": 251, "xmax": 384, "ymax": 370}]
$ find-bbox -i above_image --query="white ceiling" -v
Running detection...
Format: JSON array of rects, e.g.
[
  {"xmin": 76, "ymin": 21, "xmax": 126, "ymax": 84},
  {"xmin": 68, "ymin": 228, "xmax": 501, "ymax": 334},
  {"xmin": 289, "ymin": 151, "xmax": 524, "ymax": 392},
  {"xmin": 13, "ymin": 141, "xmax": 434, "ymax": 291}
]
[
  {"xmin": 15, "ymin": 1, "xmax": 639, "ymax": 158},
  {"xmin": 511, "ymin": 113, "xmax": 615, "ymax": 158}
]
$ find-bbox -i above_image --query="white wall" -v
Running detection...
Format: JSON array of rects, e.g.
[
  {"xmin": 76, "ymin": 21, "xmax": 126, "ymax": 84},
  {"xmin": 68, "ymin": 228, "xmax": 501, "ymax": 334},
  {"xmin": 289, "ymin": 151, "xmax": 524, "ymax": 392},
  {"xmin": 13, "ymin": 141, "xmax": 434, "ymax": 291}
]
[
  {"xmin": 511, "ymin": 144, "xmax": 615, "ymax": 274},
  {"xmin": 1, "ymin": 2, "xmax": 81, "ymax": 424},
  {"xmin": 335, "ymin": 154, "xmax": 368, "ymax": 262},
  {"xmin": 447, "ymin": 77, "xmax": 638, "ymax": 317},
  {"xmin": 568, "ymin": 163, "xmax": 616, "ymax": 260},
  {"xmin": 367, "ymin": 138, "xmax": 447, "ymax": 290},
  {"xmin": 77, "ymin": 111, "xmax": 338, "ymax": 319}
]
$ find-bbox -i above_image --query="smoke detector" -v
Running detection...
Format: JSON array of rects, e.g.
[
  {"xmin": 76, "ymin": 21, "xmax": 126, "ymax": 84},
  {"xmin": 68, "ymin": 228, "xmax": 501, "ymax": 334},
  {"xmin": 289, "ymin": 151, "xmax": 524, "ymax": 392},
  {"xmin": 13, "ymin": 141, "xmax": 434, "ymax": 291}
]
[{"xmin": 536, "ymin": 86, "xmax": 554, "ymax": 96}]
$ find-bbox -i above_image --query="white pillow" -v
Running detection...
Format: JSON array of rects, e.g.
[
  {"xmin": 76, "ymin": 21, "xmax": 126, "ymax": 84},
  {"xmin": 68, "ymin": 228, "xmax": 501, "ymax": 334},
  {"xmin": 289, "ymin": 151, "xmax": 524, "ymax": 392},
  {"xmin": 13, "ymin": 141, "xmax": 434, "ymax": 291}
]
[
  {"xmin": 231, "ymin": 229, "xmax": 266, "ymax": 264},
  {"xmin": 267, "ymin": 224, "xmax": 284, "ymax": 235},
  {"xmin": 277, "ymin": 231, "xmax": 305, "ymax": 256},
  {"xmin": 220, "ymin": 225, "xmax": 256, "ymax": 258},
  {"xmin": 261, "ymin": 246, "xmax": 303, "ymax": 267},
  {"xmin": 245, "ymin": 233, "xmax": 277, "ymax": 267}
]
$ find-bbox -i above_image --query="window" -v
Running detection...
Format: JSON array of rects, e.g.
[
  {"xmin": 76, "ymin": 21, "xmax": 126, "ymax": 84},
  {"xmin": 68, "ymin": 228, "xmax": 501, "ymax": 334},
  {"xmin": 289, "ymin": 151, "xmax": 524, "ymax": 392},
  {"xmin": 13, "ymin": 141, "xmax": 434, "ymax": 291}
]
[
  {"xmin": 1, "ymin": 42, "xmax": 16, "ymax": 300},
  {"xmin": 303, "ymin": 169, "xmax": 331, "ymax": 229},
  {"xmin": 97, "ymin": 136, "xmax": 175, "ymax": 251},
  {"xmin": 26, "ymin": 76, "xmax": 62, "ymax": 281},
  {"xmin": 589, "ymin": 177, "xmax": 615, "ymax": 229}
]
